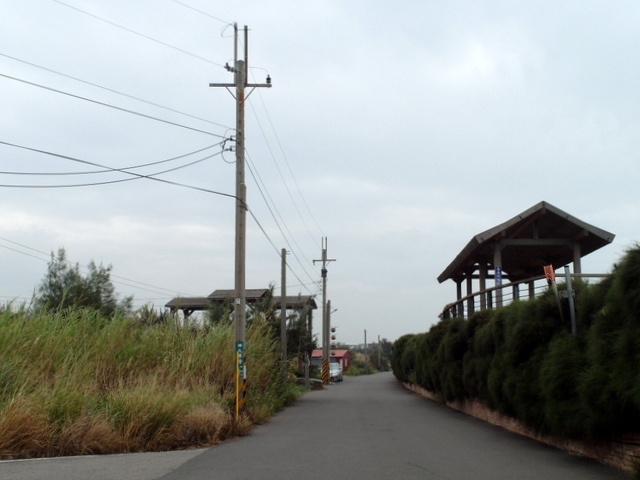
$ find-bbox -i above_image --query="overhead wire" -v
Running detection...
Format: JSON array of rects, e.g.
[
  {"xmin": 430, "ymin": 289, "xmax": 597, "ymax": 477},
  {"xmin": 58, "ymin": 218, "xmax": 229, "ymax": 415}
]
[
  {"xmin": 243, "ymin": 86, "xmax": 324, "ymax": 294},
  {"xmin": 247, "ymin": 97, "xmax": 321, "ymax": 250},
  {"xmin": 245, "ymin": 207, "xmax": 315, "ymax": 295},
  {"xmin": 50, "ymin": 0, "xmax": 227, "ymax": 69},
  {"xmin": 249, "ymin": 71, "xmax": 326, "ymax": 244},
  {"xmin": 0, "ymin": 73, "xmax": 225, "ymax": 139},
  {"xmin": 0, "ymin": 141, "xmax": 235, "ymax": 200},
  {"xmin": 0, "ymin": 52, "xmax": 232, "ymax": 131},
  {"xmin": 0, "ymin": 142, "xmax": 223, "ymax": 176},
  {"xmin": 245, "ymin": 150, "xmax": 317, "ymax": 287},
  {"xmin": 0, "ymin": 237, "xmax": 193, "ymax": 297},
  {"xmin": 0, "ymin": 146, "xmax": 313, "ymax": 294},
  {"xmin": 5, "ymin": 5, "xmax": 322, "ymax": 298},
  {"xmin": 167, "ymin": 0, "xmax": 232, "ymax": 25},
  {"xmin": 246, "ymin": 104, "xmax": 318, "ymax": 265}
]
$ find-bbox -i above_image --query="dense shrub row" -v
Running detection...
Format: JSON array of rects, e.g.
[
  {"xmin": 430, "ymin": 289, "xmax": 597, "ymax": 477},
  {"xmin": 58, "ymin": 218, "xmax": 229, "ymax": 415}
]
[{"xmin": 392, "ymin": 245, "xmax": 640, "ymax": 439}]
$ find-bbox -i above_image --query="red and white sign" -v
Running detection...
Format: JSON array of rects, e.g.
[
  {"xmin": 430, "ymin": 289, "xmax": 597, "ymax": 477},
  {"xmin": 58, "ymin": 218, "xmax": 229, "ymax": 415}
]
[{"xmin": 544, "ymin": 265, "xmax": 555, "ymax": 281}]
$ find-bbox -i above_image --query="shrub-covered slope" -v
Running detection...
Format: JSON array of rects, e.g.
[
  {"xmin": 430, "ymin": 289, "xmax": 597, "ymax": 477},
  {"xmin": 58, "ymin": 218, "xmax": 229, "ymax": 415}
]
[{"xmin": 392, "ymin": 245, "xmax": 640, "ymax": 439}]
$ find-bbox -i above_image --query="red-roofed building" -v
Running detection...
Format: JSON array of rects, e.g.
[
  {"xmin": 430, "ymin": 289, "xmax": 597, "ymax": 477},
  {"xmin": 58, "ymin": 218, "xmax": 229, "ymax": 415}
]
[{"xmin": 311, "ymin": 349, "xmax": 351, "ymax": 372}]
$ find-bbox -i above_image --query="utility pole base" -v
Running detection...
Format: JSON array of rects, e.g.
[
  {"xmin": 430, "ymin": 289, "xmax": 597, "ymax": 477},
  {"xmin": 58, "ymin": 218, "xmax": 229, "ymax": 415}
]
[{"xmin": 322, "ymin": 358, "xmax": 329, "ymax": 385}]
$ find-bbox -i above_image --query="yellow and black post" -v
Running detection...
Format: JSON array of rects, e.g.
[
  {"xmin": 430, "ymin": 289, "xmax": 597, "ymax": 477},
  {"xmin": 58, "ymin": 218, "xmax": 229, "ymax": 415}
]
[{"xmin": 322, "ymin": 357, "xmax": 329, "ymax": 385}]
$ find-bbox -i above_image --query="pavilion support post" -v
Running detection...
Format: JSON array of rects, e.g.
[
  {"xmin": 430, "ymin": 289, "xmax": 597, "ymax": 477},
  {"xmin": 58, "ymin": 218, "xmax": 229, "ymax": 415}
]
[
  {"xmin": 573, "ymin": 242, "xmax": 582, "ymax": 275},
  {"xmin": 528, "ymin": 280, "xmax": 535, "ymax": 299},
  {"xmin": 479, "ymin": 264, "xmax": 487, "ymax": 310},
  {"xmin": 513, "ymin": 284, "xmax": 519, "ymax": 301},
  {"xmin": 456, "ymin": 279, "xmax": 463, "ymax": 318},
  {"xmin": 466, "ymin": 274, "xmax": 474, "ymax": 318}
]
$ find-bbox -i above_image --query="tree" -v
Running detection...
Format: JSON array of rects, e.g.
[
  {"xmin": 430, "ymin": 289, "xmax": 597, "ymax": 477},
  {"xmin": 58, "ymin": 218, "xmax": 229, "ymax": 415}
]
[{"xmin": 34, "ymin": 248, "xmax": 133, "ymax": 317}]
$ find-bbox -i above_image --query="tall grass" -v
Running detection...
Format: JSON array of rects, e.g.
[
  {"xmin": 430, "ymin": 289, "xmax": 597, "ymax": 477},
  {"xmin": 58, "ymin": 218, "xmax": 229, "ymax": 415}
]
[{"xmin": 0, "ymin": 308, "xmax": 290, "ymax": 458}]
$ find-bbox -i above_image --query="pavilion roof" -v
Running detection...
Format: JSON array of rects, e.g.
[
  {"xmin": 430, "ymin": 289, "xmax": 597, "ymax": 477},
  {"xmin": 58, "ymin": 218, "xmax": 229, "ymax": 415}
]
[
  {"xmin": 166, "ymin": 289, "xmax": 317, "ymax": 311},
  {"xmin": 437, "ymin": 201, "xmax": 615, "ymax": 283}
]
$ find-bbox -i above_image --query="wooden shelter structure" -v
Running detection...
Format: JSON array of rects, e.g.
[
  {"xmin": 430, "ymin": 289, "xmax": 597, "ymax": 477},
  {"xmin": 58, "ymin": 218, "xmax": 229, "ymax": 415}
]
[
  {"xmin": 438, "ymin": 201, "xmax": 615, "ymax": 318},
  {"xmin": 166, "ymin": 288, "xmax": 317, "ymax": 322}
]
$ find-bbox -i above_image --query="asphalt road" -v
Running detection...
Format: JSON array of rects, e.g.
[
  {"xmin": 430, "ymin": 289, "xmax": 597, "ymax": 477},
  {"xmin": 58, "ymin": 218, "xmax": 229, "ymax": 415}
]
[{"xmin": 0, "ymin": 372, "xmax": 631, "ymax": 480}]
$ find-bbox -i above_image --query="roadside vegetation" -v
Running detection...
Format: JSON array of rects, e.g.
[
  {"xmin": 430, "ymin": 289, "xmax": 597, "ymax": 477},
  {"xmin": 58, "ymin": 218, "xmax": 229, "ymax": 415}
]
[
  {"xmin": 0, "ymin": 249, "xmax": 304, "ymax": 458},
  {"xmin": 392, "ymin": 244, "xmax": 640, "ymax": 441}
]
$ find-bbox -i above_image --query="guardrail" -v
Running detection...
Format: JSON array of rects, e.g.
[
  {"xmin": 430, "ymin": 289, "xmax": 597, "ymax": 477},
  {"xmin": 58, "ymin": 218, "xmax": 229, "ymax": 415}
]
[{"xmin": 441, "ymin": 273, "xmax": 608, "ymax": 320}]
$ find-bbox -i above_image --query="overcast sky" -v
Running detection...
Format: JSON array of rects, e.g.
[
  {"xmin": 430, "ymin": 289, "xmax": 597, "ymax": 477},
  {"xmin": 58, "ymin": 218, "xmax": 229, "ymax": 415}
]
[{"xmin": 1, "ymin": 1, "xmax": 638, "ymax": 344}]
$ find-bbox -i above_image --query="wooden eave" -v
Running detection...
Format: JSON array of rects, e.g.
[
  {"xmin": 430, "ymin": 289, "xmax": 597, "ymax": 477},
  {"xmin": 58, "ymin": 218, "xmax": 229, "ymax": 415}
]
[{"xmin": 437, "ymin": 201, "xmax": 615, "ymax": 283}]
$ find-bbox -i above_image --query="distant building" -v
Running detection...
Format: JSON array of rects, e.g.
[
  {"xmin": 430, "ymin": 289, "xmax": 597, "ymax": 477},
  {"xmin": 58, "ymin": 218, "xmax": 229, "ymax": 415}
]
[{"xmin": 311, "ymin": 349, "xmax": 351, "ymax": 372}]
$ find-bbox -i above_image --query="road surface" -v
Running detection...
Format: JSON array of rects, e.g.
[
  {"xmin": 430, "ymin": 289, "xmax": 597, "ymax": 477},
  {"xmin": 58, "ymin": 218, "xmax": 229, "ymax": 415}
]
[{"xmin": 0, "ymin": 372, "xmax": 630, "ymax": 479}]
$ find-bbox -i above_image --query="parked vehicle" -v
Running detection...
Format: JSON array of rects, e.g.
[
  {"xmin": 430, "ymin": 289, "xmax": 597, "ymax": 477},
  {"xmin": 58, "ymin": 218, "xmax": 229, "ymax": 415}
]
[{"xmin": 330, "ymin": 363, "xmax": 343, "ymax": 382}]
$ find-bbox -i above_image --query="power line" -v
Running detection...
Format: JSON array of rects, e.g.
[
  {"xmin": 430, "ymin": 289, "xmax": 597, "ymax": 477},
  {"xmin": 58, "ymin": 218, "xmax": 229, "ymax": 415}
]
[
  {"xmin": 245, "ymin": 108, "xmax": 317, "ymax": 259},
  {"xmin": 167, "ymin": 0, "xmax": 232, "ymax": 25},
  {"xmin": 0, "ymin": 52, "xmax": 232, "ymax": 131},
  {"xmin": 249, "ymin": 73, "xmax": 325, "ymax": 243},
  {"xmin": 0, "ymin": 141, "xmax": 236, "ymax": 200},
  {"xmin": 50, "ymin": 0, "xmax": 227, "ymax": 69},
  {"xmin": 245, "ymin": 151, "xmax": 317, "ymax": 285},
  {"xmin": 0, "ymin": 156, "xmax": 316, "ymax": 298},
  {"xmin": 0, "ymin": 142, "xmax": 223, "ymax": 188},
  {"xmin": 248, "ymin": 98, "xmax": 321, "ymax": 249},
  {"xmin": 0, "ymin": 142, "xmax": 223, "ymax": 176},
  {"xmin": 245, "ymin": 208, "xmax": 314, "ymax": 295},
  {"xmin": 0, "ymin": 236, "xmax": 193, "ymax": 297},
  {"xmin": 0, "ymin": 73, "xmax": 226, "ymax": 138}
]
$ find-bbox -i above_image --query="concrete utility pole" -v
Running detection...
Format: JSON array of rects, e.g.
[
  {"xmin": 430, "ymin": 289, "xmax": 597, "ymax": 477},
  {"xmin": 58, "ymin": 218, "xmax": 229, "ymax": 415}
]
[
  {"xmin": 364, "ymin": 329, "xmax": 369, "ymax": 375},
  {"xmin": 281, "ymin": 248, "xmax": 288, "ymax": 363},
  {"xmin": 314, "ymin": 237, "xmax": 335, "ymax": 385},
  {"xmin": 327, "ymin": 299, "xmax": 332, "ymax": 366},
  {"xmin": 209, "ymin": 24, "xmax": 271, "ymax": 417}
]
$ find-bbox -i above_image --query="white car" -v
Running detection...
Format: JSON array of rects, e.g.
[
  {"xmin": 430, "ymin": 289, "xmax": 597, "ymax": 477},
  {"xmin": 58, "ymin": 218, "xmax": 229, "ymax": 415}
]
[{"xmin": 330, "ymin": 363, "xmax": 343, "ymax": 382}]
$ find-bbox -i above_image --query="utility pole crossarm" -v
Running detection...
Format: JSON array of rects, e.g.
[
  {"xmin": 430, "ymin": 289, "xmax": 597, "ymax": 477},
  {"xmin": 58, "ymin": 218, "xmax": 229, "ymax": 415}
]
[{"xmin": 208, "ymin": 83, "xmax": 271, "ymax": 88}]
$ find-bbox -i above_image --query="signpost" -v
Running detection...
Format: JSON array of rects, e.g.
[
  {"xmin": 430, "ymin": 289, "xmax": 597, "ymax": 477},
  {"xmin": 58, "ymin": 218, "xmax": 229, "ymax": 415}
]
[
  {"xmin": 545, "ymin": 264, "xmax": 565, "ymax": 324},
  {"xmin": 235, "ymin": 341, "xmax": 246, "ymax": 417}
]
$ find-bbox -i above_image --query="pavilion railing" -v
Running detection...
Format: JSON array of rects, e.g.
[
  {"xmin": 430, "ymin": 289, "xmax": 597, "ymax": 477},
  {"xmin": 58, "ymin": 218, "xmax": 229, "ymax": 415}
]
[{"xmin": 440, "ymin": 273, "xmax": 609, "ymax": 320}]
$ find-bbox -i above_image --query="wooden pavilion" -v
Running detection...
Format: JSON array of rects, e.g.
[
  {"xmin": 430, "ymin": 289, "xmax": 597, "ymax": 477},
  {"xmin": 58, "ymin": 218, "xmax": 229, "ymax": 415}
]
[
  {"xmin": 438, "ymin": 201, "xmax": 615, "ymax": 318},
  {"xmin": 166, "ymin": 289, "xmax": 317, "ymax": 324}
]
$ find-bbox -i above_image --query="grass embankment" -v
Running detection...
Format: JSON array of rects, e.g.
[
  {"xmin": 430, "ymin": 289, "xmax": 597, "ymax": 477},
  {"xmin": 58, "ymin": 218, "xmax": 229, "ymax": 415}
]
[{"xmin": 0, "ymin": 309, "xmax": 296, "ymax": 458}]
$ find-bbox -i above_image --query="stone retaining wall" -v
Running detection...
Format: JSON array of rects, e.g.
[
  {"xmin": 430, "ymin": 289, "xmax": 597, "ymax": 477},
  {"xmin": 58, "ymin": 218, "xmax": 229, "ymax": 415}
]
[{"xmin": 403, "ymin": 382, "xmax": 640, "ymax": 472}]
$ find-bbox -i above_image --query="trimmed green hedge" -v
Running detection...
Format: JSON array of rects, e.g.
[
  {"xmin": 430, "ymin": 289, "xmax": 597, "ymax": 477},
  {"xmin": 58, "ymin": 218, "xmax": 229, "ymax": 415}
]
[{"xmin": 392, "ymin": 245, "xmax": 640, "ymax": 439}]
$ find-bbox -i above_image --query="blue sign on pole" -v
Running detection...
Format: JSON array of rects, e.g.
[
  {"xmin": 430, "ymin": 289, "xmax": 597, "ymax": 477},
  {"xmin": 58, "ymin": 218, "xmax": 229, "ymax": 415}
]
[
  {"xmin": 495, "ymin": 266, "xmax": 503, "ymax": 286},
  {"xmin": 236, "ymin": 341, "xmax": 246, "ymax": 379}
]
